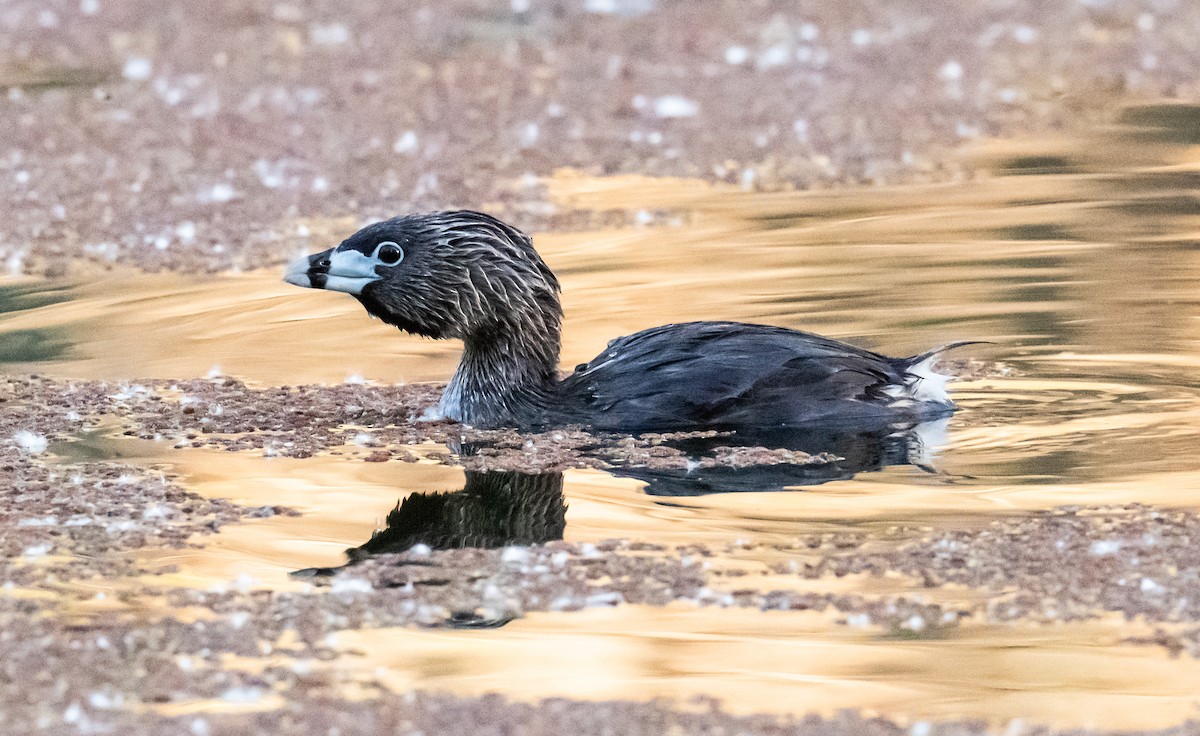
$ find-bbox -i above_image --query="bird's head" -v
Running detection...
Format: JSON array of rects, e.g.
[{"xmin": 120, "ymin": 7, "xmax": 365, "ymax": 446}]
[{"xmin": 284, "ymin": 211, "xmax": 562, "ymax": 344}]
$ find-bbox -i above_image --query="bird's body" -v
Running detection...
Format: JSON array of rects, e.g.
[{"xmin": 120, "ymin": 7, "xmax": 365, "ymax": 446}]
[
  {"xmin": 285, "ymin": 210, "xmax": 971, "ymax": 431},
  {"xmin": 552, "ymin": 321, "xmax": 959, "ymax": 431}
]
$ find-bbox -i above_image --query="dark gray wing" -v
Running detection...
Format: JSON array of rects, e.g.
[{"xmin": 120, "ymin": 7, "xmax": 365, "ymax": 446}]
[{"xmin": 556, "ymin": 321, "xmax": 909, "ymax": 431}]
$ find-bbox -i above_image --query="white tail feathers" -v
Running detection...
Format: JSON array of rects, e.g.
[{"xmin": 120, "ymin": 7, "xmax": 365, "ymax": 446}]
[
  {"xmin": 899, "ymin": 352, "xmax": 952, "ymax": 403},
  {"xmin": 884, "ymin": 341, "xmax": 984, "ymax": 407}
]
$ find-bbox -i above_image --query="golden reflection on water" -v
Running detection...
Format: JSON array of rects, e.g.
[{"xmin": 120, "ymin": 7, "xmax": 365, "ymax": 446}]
[
  {"xmin": 7, "ymin": 106, "xmax": 1200, "ymax": 726},
  {"xmin": 333, "ymin": 607, "xmax": 1200, "ymax": 730}
]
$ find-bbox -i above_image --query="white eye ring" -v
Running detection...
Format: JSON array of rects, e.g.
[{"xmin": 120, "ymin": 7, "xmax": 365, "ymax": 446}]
[{"xmin": 375, "ymin": 241, "xmax": 404, "ymax": 266}]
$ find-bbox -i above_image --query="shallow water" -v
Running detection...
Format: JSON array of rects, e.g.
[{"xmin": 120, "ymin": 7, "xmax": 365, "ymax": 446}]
[{"xmin": 6, "ymin": 108, "xmax": 1200, "ymax": 726}]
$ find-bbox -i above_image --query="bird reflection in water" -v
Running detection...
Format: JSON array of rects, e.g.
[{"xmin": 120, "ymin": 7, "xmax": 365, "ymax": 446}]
[
  {"xmin": 348, "ymin": 470, "xmax": 568, "ymax": 558},
  {"xmin": 293, "ymin": 418, "xmax": 948, "ymax": 626},
  {"xmin": 292, "ymin": 471, "xmax": 566, "ymax": 627},
  {"xmin": 320, "ymin": 415, "xmax": 947, "ymax": 568},
  {"xmin": 612, "ymin": 416, "xmax": 951, "ymax": 497}
]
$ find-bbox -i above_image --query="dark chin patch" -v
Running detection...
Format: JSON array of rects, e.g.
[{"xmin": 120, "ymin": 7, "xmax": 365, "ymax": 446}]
[
  {"xmin": 354, "ymin": 294, "xmax": 444, "ymax": 339},
  {"xmin": 353, "ymin": 292, "xmax": 383, "ymax": 320}
]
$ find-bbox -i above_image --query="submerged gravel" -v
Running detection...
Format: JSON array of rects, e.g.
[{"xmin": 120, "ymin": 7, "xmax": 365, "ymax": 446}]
[
  {"xmin": 0, "ymin": 376, "xmax": 294, "ymax": 588},
  {"xmin": 9, "ymin": 370, "xmax": 1200, "ymax": 731},
  {"xmin": 0, "ymin": 363, "xmax": 1006, "ymax": 471}
]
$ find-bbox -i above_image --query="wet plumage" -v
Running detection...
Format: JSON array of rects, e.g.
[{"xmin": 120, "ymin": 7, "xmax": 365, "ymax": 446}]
[{"xmin": 285, "ymin": 210, "xmax": 972, "ymax": 431}]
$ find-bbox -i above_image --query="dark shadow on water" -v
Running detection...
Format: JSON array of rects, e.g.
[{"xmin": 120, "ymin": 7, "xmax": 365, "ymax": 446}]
[
  {"xmin": 0, "ymin": 282, "xmax": 75, "ymax": 364},
  {"xmin": 0, "ymin": 64, "xmax": 112, "ymax": 92},
  {"xmin": 0, "ymin": 282, "xmax": 73, "ymax": 314},
  {"xmin": 0, "ymin": 327, "xmax": 71, "ymax": 363},
  {"xmin": 1117, "ymin": 103, "xmax": 1200, "ymax": 145}
]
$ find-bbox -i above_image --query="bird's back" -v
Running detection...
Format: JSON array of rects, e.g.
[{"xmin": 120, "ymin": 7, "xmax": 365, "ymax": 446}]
[{"xmin": 553, "ymin": 321, "xmax": 949, "ymax": 431}]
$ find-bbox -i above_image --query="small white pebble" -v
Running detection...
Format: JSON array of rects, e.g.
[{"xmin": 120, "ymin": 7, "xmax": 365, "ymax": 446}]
[
  {"xmin": 63, "ymin": 703, "xmax": 82, "ymax": 724},
  {"xmin": 501, "ymin": 546, "xmax": 530, "ymax": 564},
  {"xmin": 584, "ymin": 0, "xmax": 617, "ymax": 14},
  {"xmin": 23, "ymin": 542, "xmax": 53, "ymax": 558},
  {"xmin": 88, "ymin": 691, "xmax": 122, "ymax": 709},
  {"xmin": 757, "ymin": 44, "xmax": 790, "ymax": 68},
  {"xmin": 175, "ymin": 220, "xmax": 196, "ymax": 243},
  {"xmin": 938, "ymin": 60, "xmax": 963, "ymax": 82},
  {"xmin": 1013, "ymin": 25, "xmax": 1038, "ymax": 44},
  {"xmin": 220, "ymin": 686, "xmax": 264, "ymax": 704},
  {"xmin": 724, "ymin": 46, "xmax": 749, "ymax": 65},
  {"xmin": 330, "ymin": 577, "xmax": 374, "ymax": 595},
  {"xmin": 519, "ymin": 122, "xmax": 539, "ymax": 147},
  {"xmin": 12, "ymin": 430, "xmax": 48, "ymax": 454},
  {"xmin": 18, "ymin": 516, "xmax": 58, "ymax": 527},
  {"xmin": 416, "ymin": 406, "xmax": 444, "ymax": 422},
  {"xmin": 253, "ymin": 159, "xmax": 285, "ymax": 189},
  {"xmin": 911, "ymin": 721, "xmax": 932, "ymax": 736},
  {"xmin": 141, "ymin": 504, "xmax": 171, "ymax": 519},
  {"xmin": 549, "ymin": 595, "xmax": 575, "ymax": 611},
  {"xmin": 653, "ymin": 95, "xmax": 698, "ymax": 119},
  {"xmin": 846, "ymin": 613, "xmax": 872, "ymax": 628},
  {"xmin": 202, "ymin": 183, "xmax": 236, "ymax": 204},
  {"xmin": 409, "ymin": 543, "xmax": 432, "ymax": 557},
  {"xmin": 309, "ymin": 23, "xmax": 349, "ymax": 46},
  {"xmin": 122, "ymin": 57, "xmax": 152, "ymax": 81},
  {"xmin": 586, "ymin": 591, "xmax": 624, "ymax": 607},
  {"xmin": 393, "ymin": 131, "xmax": 419, "ymax": 155}
]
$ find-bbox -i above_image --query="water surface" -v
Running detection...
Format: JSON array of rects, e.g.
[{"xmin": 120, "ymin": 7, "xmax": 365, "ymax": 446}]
[{"xmin": 6, "ymin": 108, "xmax": 1200, "ymax": 727}]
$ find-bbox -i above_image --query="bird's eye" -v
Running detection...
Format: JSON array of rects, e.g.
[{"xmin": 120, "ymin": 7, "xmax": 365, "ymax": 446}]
[{"xmin": 376, "ymin": 241, "xmax": 404, "ymax": 265}]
